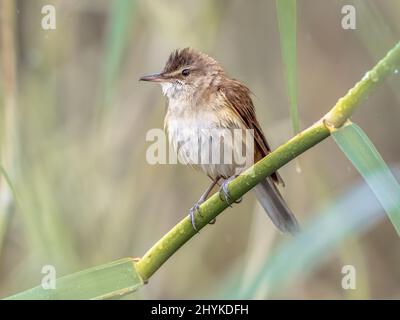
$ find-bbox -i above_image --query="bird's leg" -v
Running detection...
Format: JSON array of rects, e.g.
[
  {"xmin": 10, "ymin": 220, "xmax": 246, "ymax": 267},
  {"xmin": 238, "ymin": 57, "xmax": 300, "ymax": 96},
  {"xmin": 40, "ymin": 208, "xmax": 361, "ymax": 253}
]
[
  {"xmin": 219, "ymin": 175, "xmax": 242, "ymax": 206},
  {"xmin": 189, "ymin": 176, "xmax": 221, "ymax": 231}
]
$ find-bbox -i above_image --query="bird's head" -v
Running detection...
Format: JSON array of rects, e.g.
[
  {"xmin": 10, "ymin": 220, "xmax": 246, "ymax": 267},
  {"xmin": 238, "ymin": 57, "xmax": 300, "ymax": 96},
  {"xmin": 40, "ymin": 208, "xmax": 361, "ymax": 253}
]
[{"xmin": 140, "ymin": 48, "xmax": 223, "ymax": 100}]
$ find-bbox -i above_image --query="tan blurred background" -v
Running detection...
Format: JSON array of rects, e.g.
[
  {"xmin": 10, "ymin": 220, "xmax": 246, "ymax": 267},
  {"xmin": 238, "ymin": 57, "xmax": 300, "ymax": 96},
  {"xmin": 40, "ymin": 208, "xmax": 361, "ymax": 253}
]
[{"xmin": 0, "ymin": 0, "xmax": 399, "ymax": 299}]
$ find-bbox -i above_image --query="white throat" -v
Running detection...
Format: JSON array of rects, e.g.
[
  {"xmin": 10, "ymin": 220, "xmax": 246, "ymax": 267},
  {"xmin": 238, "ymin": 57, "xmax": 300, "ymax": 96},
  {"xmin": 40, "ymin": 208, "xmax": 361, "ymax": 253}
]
[{"xmin": 160, "ymin": 82, "xmax": 185, "ymax": 100}]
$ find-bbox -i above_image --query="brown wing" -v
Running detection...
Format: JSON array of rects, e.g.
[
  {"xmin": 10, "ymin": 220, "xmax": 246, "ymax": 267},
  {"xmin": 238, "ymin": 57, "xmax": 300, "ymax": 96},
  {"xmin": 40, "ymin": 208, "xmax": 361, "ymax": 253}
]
[{"xmin": 218, "ymin": 79, "xmax": 282, "ymax": 184}]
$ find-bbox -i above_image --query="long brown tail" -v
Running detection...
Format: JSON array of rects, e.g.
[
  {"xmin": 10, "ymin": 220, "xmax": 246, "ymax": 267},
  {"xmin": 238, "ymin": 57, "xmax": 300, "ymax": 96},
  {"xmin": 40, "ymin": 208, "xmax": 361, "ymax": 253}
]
[{"xmin": 253, "ymin": 177, "xmax": 299, "ymax": 235}]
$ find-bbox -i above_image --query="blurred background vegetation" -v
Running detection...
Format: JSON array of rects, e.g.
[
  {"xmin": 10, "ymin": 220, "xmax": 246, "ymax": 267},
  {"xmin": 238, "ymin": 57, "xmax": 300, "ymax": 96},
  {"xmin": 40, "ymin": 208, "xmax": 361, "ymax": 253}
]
[{"xmin": 0, "ymin": 0, "xmax": 400, "ymax": 299}]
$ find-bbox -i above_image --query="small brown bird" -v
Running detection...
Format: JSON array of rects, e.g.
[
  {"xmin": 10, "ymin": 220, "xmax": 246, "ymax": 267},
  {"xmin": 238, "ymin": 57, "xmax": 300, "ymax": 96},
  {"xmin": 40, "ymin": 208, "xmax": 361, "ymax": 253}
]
[{"xmin": 140, "ymin": 48, "xmax": 299, "ymax": 234}]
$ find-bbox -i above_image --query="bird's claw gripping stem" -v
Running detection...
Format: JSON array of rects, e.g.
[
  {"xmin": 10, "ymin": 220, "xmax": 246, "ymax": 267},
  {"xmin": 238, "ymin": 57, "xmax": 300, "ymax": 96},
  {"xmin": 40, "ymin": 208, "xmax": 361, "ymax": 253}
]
[
  {"xmin": 189, "ymin": 175, "xmax": 243, "ymax": 231},
  {"xmin": 189, "ymin": 202, "xmax": 202, "ymax": 231},
  {"xmin": 219, "ymin": 176, "xmax": 242, "ymax": 206},
  {"xmin": 188, "ymin": 177, "xmax": 221, "ymax": 232}
]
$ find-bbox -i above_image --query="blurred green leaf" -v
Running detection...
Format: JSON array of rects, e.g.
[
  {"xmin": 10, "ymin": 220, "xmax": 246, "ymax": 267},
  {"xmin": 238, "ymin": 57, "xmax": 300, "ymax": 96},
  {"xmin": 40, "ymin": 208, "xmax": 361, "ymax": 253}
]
[
  {"xmin": 332, "ymin": 122, "xmax": 400, "ymax": 235},
  {"xmin": 276, "ymin": 0, "xmax": 299, "ymax": 134},
  {"xmin": 0, "ymin": 0, "xmax": 17, "ymax": 260},
  {"xmin": 5, "ymin": 258, "xmax": 143, "ymax": 300},
  {"xmin": 0, "ymin": 164, "xmax": 16, "ymax": 252},
  {"xmin": 356, "ymin": 1, "xmax": 400, "ymax": 118},
  {"xmin": 0, "ymin": 164, "xmax": 17, "ymax": 203},
  {"xmin": 357, "ymin": 0, "xmax": 398, "ymax": 58},
  {"xmin": 102, "ymin": 0, "xmax": 137, "ymax": 107},
  {"xmin": 231, "ymin": 173, "xmax": 387, "ymax": 299}
]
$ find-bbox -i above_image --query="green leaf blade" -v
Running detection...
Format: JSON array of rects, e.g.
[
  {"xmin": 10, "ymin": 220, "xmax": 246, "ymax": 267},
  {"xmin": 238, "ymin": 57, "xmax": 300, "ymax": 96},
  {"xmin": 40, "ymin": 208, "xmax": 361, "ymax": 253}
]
[
  {"xmin": 332, "ymin": 122, "xmax": 400, "ymax": 235},
  {"xmin": 5, "ymin": 258, "xmax": 144, "ymax": 300},
  {"xmin": 102, "ymin": 0, "xmax": 137, "ymax": 108},
  {"xmin": 276, "ymin": 0, "xmax": 299, "ymax": 134}
]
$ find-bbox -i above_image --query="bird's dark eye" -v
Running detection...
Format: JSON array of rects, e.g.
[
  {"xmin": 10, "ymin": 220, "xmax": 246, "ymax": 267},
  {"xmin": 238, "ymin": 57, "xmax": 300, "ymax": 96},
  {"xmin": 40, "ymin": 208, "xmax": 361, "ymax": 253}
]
[{"xmin": 181, "ymin": 68, "xmax": 190, "ymax": 76}]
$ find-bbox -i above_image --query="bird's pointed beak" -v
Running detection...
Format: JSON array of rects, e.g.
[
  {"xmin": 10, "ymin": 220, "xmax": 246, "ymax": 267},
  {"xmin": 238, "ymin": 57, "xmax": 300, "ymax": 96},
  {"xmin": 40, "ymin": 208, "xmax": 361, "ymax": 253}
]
[{"xmin": 139, "ymin": 72, "xmax": 167, "ymax": 83}]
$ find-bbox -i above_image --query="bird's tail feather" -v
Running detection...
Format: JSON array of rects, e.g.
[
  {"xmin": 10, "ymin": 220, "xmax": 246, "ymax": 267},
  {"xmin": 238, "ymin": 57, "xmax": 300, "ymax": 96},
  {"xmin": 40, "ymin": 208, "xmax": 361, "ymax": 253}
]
[{"xmin": 253, "ymin": 177, "xmax": 299, "ymax": 235}]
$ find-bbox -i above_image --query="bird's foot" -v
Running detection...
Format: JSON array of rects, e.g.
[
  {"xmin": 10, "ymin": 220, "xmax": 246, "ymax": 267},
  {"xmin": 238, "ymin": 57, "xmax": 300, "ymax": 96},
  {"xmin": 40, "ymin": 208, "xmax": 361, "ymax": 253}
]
[
  {"xmin": 189, "ymin": 200, "xmax": 203, "ymax": 232},
  {"xmin": 189, "ymin": 195, "xmax": 223, "ymax": 231},
  {"xmin": 219, "ymin": 175, "xmax": 242, "ymax": 206}
]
